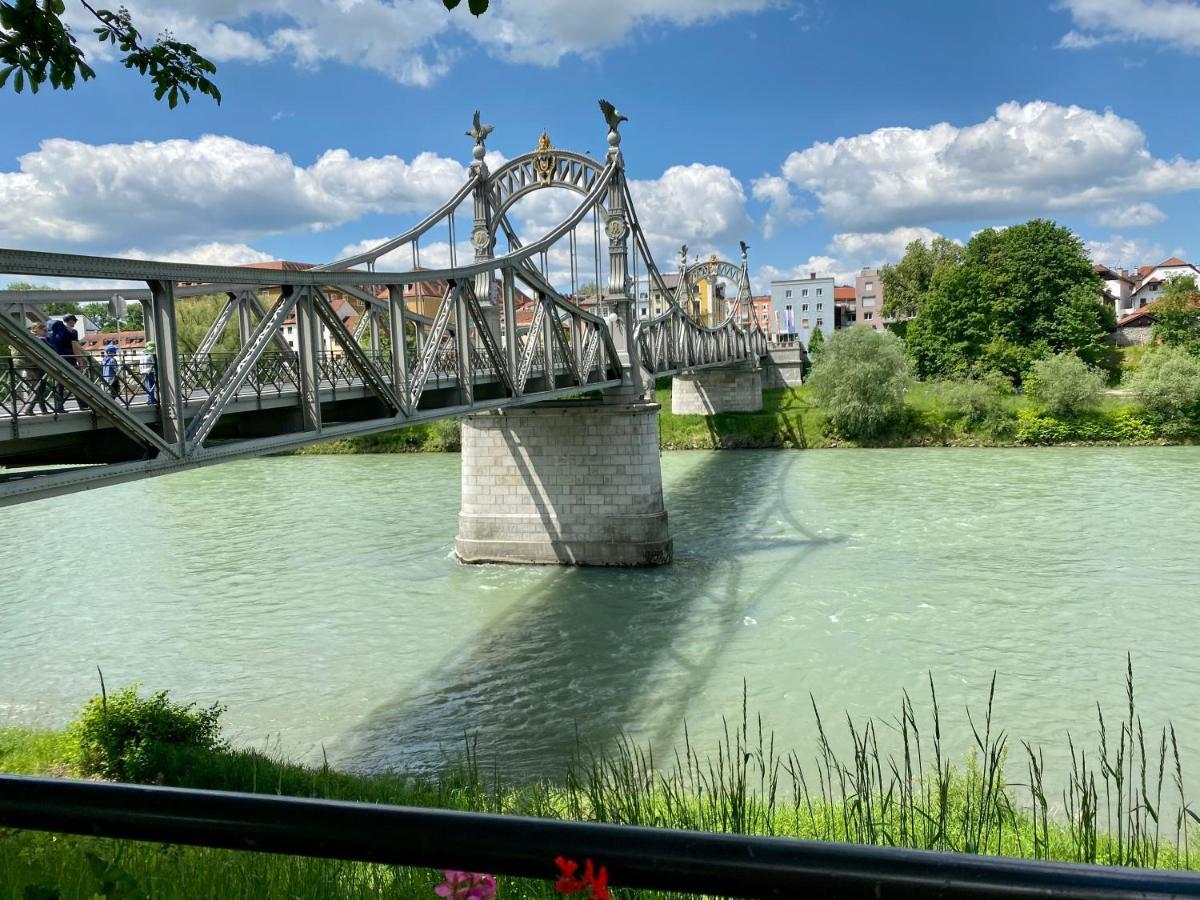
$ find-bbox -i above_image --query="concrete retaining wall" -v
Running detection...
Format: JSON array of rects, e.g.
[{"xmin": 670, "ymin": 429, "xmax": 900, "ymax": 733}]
[
  {"xmin": 762, "ymin": 345, "xmax": 804, "ymax": 389},
  {"xmin": 456, "ymin": 399, "xmax": 672, "ymax": 566}
]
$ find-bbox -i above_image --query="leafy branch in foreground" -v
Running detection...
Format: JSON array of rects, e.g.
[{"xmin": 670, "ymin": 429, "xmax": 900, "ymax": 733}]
[
  {"xmin": 0, "ymin": 0, "xmax": 219, "ymax": 105},
  {"xmin": 443, "ymin": 0, "xmax": 490, "ymax": 14}
]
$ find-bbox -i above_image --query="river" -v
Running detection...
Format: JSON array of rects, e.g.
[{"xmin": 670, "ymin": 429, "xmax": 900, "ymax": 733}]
[{"xmin": 2, "ymin": 448, "xmax": 1199, "ymax": 793}]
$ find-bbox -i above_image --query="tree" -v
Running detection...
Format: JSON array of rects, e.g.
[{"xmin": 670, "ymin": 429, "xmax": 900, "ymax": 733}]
[
  {"xmin": 1150, "ymin": 275, "xmax": 1200, "ymax": 353},
  {"xmin": 1, "ymin": 1, "xmax": 220, "ymax": 105},
  {"xmin": 2, "ymin": 1, "xmax": 490, "ymax": 103},
  {"xmin": 1025, "ymin": 353, "xmax": 1106, "ymax": 418},
  {"xmin": 879, "ymin": 236, "xmax": 963, "ymax": 320},
  {"xmin": 903, "ymin": 219, "xmax": 1105, "ymax": 381},
  {"xmin": 807, "ymin": 326, "xmax": 911, "ymax": 440},
  {"xmin": 807, "ymin": 325, "xmax": 824, "ymax": 357},
  {"xmin": 1130, "ymin": 346, "xmax": 1200, "ymax": 424}
]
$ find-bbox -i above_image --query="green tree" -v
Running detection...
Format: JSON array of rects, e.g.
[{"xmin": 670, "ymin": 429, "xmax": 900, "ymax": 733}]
[
  {"xmin": 1, "ymin": 1, "xmax": 488, "ymax": 103},
  {"xmin": 879, "ymin": 236, "xmax": 963, "ymax": 320},
  {"xmin": 807, "ymin": 325, "xmax": 824, "ymax": 357},
  {"xmin": 1150, "ymin": 275, "xmax": 1200, "ymax": 353},
  {"xmin": 904, "ymin": 220, "xmax": 1104, "ymax": 380},
  {"xmin": 1130, "ymin": 345, "xmax": 1200, "ymax": 424},
  {"xmin": 1025, "ymin": 352, "xmax": 1106, "ymax": 418},
  {"xmin": 807, "ymin": 325, "xmax": 910, "ymax": 439},
  {"xmin": 176, "ymin": 294, "xmax": 239, "ymax": 353}
]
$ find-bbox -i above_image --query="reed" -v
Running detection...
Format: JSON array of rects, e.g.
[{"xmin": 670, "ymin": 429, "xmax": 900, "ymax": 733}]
[{"xmin": 1, "ymin": 660, "xmax": 1198, "ymax": 899}]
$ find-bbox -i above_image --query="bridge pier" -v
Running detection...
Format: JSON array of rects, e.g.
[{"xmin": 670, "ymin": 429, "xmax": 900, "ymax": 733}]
[
  {"xmin": 455, "ymin": 396, "xmax": 672, "ymax": 566},
  {"xmin": 671, "ymin": 361, "xmax": 763, "ymax": 414}
]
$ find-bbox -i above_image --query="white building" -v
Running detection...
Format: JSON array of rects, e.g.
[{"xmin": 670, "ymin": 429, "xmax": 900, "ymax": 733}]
[
  {"xmin": 1130, "ymin": 257, "xmax": 1199, "ymax": 307},
  {"xmin": 769, "ymin": 273, "xmax": 834, "ymax": 349}
]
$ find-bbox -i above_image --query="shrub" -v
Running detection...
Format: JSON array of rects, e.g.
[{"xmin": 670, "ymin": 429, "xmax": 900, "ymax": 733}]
[
  {"xmin": 938, "ymin": 372, "xmax": 1013, "ymax": 431},
  {"xmin": 69, "ymin": 685, "xmax": 226, "ymax": 783},
  {"xmin": 1016, "ymin": 408, "xmax": 1156, "ymax": 444},
  {"xmin": 807, "ymin": 326, "xmax": 910, "ymax": 439},
  {"xmin": 1024, "ymin": 353, "xmax": 1106, "ymax": 418},
  {"xmin": 1129, "ymin": 346, "xmax": 1200, "ymax": 425}
]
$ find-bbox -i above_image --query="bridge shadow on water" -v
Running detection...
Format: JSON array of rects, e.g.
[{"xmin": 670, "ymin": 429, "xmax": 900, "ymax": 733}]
[{"xmin": 336, "ymin": 450, "xmax": 844, "ymax": 781}]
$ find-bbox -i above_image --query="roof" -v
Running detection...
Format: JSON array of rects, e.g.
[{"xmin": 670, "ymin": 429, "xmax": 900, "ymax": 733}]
[
  {"xmin": 1117, "ymin": 307, "xmax": 1155, "ymax": 328},
  {"xmin": 1156, "ymin": 257, "xmax": 1190, "ymax": 268},
  {"xmin": 81, "ymin": 330, "xmax": 147, "ymax": 352},
  {"xmin": 834, "ymin": 286, "xmax": 856, "ymax": 301}
]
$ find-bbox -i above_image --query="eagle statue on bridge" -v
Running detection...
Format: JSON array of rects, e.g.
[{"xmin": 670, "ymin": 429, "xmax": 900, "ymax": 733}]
[
  {"xmin": 466, "ymin": 110, "xmax": 494, "ymax": 146},
  {"xmin": 599, "ymin": 99, "xmax": 628, "ymax": 133},
  {"xmin": 740, "ymin": 240, "xmax": 750, "ymax": 258}
]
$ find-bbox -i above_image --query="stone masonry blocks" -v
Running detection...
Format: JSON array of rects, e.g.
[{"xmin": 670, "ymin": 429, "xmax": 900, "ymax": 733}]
[
  {"xmin": 456, "ymin": 399, "xmax": 672, "ymax": 566},
  {"xmin": 671, "ymin": 363, "xmax": 763, "ymax": 415}
]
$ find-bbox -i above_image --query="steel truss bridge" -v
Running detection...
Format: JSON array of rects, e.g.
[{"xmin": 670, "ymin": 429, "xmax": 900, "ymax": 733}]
[{"xmin": 0, "ymin": 107, "xmax": 767, "ymax": 507}]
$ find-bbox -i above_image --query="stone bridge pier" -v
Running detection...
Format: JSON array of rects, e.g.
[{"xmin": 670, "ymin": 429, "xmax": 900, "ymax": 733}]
[
  {"xmin": 455, "ymin": 392, "xmax": 673, "ymax": 567},
  {"xmin": 670, "ymin": 360, "xmax": 763, "ymax": 414}
]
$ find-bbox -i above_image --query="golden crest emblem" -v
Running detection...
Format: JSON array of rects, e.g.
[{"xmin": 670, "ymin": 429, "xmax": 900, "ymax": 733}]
[{"xmin": 534, "ymin": 131, "xmax": 555, "ymax": 182}]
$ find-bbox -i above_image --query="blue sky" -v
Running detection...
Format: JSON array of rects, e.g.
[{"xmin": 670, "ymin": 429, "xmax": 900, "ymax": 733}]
[{"xmin": 1, "ymin": 0, "xmax": 1198, "ymax": 288}]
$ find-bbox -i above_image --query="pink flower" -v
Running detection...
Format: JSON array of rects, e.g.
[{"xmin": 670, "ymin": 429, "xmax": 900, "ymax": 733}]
[{"xmin": 434, "ymin": 870, "xmax": 497, "ymax": 900}]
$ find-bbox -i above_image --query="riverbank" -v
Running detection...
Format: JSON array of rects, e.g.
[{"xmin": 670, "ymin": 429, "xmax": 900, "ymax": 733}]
[
  {"xmin": 2, "ymin": 672, "xmax": 1197, "ymax": 899},
  {"xmin": 295, "ymin": 382, "xmax": 1195, "ymax": 455}
]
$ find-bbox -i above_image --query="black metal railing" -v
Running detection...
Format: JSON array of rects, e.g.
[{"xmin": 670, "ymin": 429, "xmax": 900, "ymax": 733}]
[{"xmin": 0, "ymin": 775, "xmax": 1196, "ymax": 899}]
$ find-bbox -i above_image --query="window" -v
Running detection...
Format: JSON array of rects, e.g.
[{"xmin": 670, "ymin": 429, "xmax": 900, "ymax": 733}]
[
  {"xmin": 640, "ymin": 307, "xmax": 648, "ymax": 317},
  {"xmin": 801, "ymin": 318, "xmax": 809, "ymax": 329},
  {"xmin": 865, "ymin": 282, "xmax": 874, "ymax": 292},
  {"xmin": 802, "ymin": 303, "xmax": 809, "ymax": 311},
  {"xmin": 862, "ymin": 298, "xmax": 876, "ymax": 308},
  {"xmin": 785, "ymin": 289, "xmax": 792, "ymax": 298},
  {"xmin": 816, "ymin": 288, "xmax": 823, "ymax": 296},
  {"xmin": 802, "ymin": 288, "xmax": 809, "ymax": 297},
  {"xmin": 785, "ymin": 304, "xmax": 792, "ymax": 312},
  {"xmin": 1151, "ymin": 283, "xmax": 1159, "ymax": 291},
  {"xmin": 864, "ymin": 312, "xmax": 874, "ymax": 320},
  {"xmin": 816, "ymin": 318, "xmax": 824, "ymax": 326},
  {"xmin": 816, "ymin": 303, "xmax": 823, "ymax": 310}
]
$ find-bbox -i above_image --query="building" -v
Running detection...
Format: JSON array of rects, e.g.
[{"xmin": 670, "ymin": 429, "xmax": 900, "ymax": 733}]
[
  {"xmin": 747, "ymin": 295, "xmax": 772, "ymax": 334},
  {"xmin": 80, "ymin": 330, "xmax": 147, "ymax": 357},
  {"xmin": 1094, "ymin": 263, "xmax": 1135, "ymax": 320},
  {"xmin": 854, "ymin": 268, "xmax": 886, "ymax": 330},
  {"xmin": 634, "ymin": 273, "xmax": 691, "ymax": 320},
  {"xmin": 768, "ymin": 272, "xmax": 834, "ymax": 349},
  {"xmin": 1130, "ymin": 257, "xmax": 1199, "ymax": 308},
  {"xmin": 833, "ymin": 285, "xmax": 857, "ymax": 329}
]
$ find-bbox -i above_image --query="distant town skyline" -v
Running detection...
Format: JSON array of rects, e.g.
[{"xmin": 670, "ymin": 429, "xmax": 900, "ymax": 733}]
[{"xmin": 1, "ymin": 0, "xmax": 1197, "ymax": 290}]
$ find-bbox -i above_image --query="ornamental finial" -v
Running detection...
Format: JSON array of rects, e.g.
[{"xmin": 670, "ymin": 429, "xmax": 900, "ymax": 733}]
[
  {"xmin": 599, "ymin": 98, "xmax": 627, "ymax": 148},
  {"xmin": 466, "ymin": 109, "xmax": 494, "ymax": 161}
]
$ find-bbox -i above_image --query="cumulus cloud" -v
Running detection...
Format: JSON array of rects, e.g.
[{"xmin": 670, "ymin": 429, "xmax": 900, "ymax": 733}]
[
  {"xmin": 64, "ymin": 0, "xmax": 773, "ymax": 86},
  {"xmin": 1091, "ymin": 201, "xmax": 1167, "ymax": 228},
  {"xmin": 751, "ymin": 175, "xmax": 812, "ymax": 238},
  {"xmin": 0, "ymin": 135, "xmax": 479, "ymax": 254},
  {"xmin": 122, "ymin": 242, "xmax": 276, "ymax": 266},
  {"xmin": 1057, "ymin": 0, "xmax": 1200, "ymax": 52},
  {"xmin": 751, "ymin": 227, "xmax": 955, "ymax": 292},
  {"xmin": 770, "ymin": 100, "xmax": 1200, "ymax": 232},
  {"xmin": 628, "ymin": 163, "xmax": 753, "ymax": 264},
  {"xmin": 1085, "ymin": 235, "xmax": 1169, "ymax": 268}
]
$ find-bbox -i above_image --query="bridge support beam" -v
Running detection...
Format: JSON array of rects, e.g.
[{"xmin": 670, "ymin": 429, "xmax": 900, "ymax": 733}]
[
  {"xmin": 670, "ymin": 361, "xmax": 762, "ymax": 415},
  {"xmin": 456, "ymin": 398, "xmax": 672, "ymax": 566}
]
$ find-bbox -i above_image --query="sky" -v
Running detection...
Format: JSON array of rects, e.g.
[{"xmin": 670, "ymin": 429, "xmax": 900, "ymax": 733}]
[{"xmin": 1, "ymin": 0, "xmax": 1198, "ymax": 291}]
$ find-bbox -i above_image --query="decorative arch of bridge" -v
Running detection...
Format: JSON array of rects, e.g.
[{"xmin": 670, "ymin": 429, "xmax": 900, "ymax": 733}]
[{"xmin": 0, "ymin": 105, "xmax": 769, "ymax": 565}]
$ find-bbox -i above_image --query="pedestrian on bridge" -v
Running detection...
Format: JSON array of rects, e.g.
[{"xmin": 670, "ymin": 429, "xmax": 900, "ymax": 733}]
[
  {"xmin": 141, "ymin": 341, "xmax": 157, "ymax": 405},
  {"xmin": 14, "ymin": 322, "xmax": 51, "ymax": 415},
  {"xmin": 102, "ymin": 343, "xmax": 121, "ymax": 399},
  {"xmin": 47, "ymin": 314, "xmax": 87, "ymax": 413}
]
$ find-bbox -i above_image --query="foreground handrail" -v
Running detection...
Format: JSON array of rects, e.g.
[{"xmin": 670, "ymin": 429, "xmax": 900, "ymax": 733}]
[{"xmin": 0, "ymin": 775, "xmax": 1195, "ymax": 899}]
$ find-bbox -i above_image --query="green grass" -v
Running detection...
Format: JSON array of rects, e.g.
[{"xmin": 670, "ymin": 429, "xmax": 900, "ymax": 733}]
[
  {"xmin": 296, "ymin": 380, "xmax": 1192, "ymax": 457},
  {"xmin": 2, "ymin": 667, "xmax": 1198, "ymax": 898}
]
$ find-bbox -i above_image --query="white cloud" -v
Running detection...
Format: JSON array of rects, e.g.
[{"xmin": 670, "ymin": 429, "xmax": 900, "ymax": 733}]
[
  {"xmin": 1085, "ymin": 234, "xmax": 1167, "ymax": 268},
  {"xmin": 752, "ymin": 227, "xmax": 955, "ymax": 292},
  {"xmin": 65, "ymin": 0, "xmax": 774, "ymax": 87},
  {"xmin": 1057, "ymin": 0, "xmax": 1200, "ymax": 52},
  {"xmin": 122, "ymin": 242, "xmax": 276, "ymax": 266},
  {"xmin": 751, "ymin": 175, "xmax": 812, "ymax": 238},
  {"xmin": 1090, "ymin": 201, "xmax": 1167, "ymax": 228},
  {"xmin": 0, "ymin": 135, "xmax": 478, "ymax": 253},
  {"xmin": 772, "ymin": 100, "xmax": 1200, "ymax": 232},
  {"xmin": 628, "ymin": 163, "xmax": 752, "ymax": 264}
]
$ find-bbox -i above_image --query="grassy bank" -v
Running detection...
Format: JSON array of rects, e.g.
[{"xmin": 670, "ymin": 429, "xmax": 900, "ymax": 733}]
[
  {"xmin": 2, "ymin": 669, "xmax": 1198, "ymax": 898},
  {"xmin": 295, "ymin": 382, "xmax": 1195, "ymax": 456}
]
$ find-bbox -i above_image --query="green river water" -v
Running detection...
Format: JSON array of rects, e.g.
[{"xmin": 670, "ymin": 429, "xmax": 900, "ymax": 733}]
[{"xmin": 2, "ymin": 448, "xmax": 1198, "ymax": 791}]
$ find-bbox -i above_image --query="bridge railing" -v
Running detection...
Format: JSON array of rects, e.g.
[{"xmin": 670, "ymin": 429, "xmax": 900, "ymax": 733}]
[{"xmin": 1, "ymin": 774, "xmax": 1196, "ymax": 899}]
